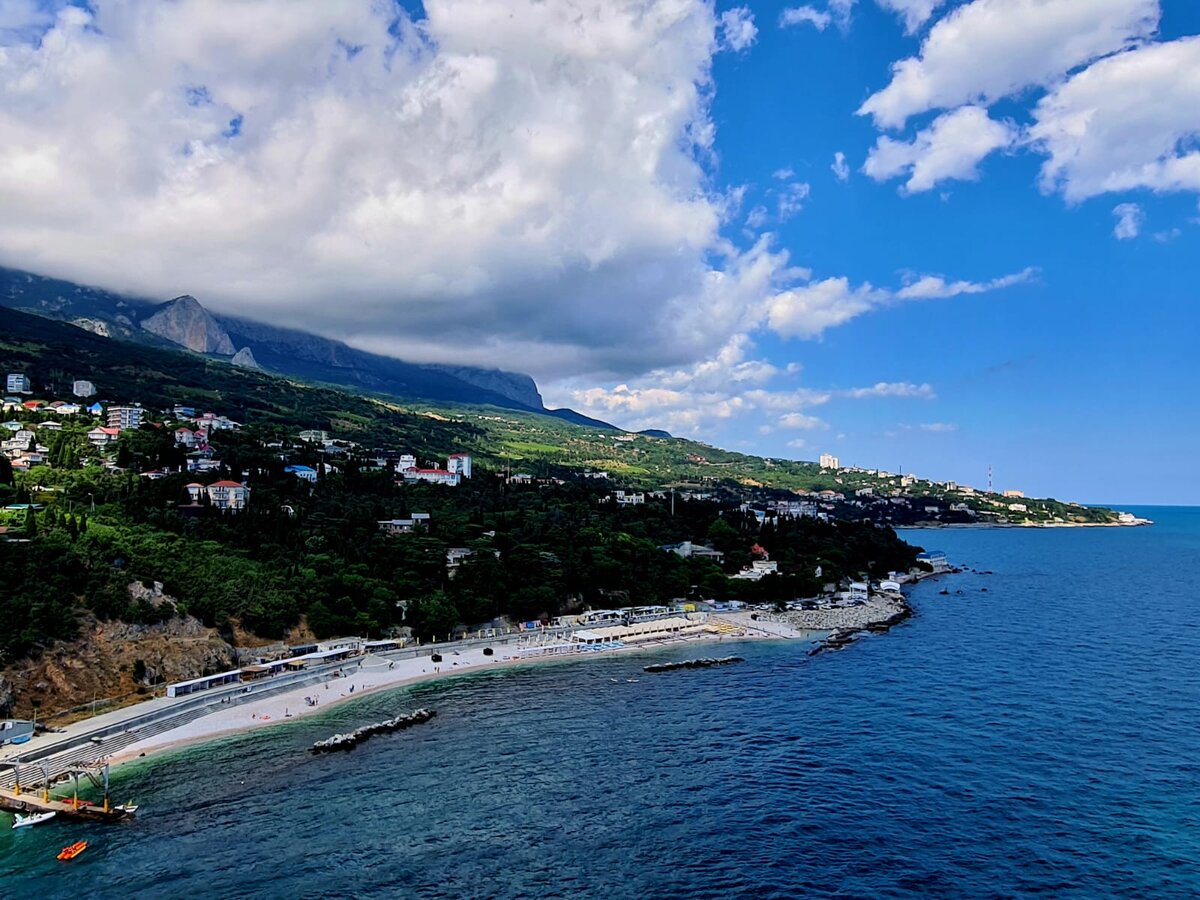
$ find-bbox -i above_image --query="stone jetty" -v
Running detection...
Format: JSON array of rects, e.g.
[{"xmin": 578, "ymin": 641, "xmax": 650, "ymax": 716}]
[
  {"xmin": 643, "ymin": 656, "xmax": 745, "ymax": 674},
  {"xmin": 310, "ymin": 708, "xmax": 436, "ymax": 754},
  {"xmin": 805, "ymin": 596, "xmax": 914, "ymax": 656}
]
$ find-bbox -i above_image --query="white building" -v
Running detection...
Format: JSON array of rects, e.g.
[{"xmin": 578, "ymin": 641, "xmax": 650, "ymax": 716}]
[
  {"xmin": 733, "ymin": 559, "xmax": 779, "ymax": 581},
  {"xmin": 395, "ymin": 454, "xmax": 417, "ymax": 473},
  {"xmin": 72, "ymin": 380, "xmax": 96, "ymax": 398},
  {"xmin": 819, "ymin": 453, "xmax": 839, "ymax": 469},
  {"xmin": 107, "ymin": 406, "xmax": 143, "ymax": 430},
  {"xmin": 87, "ymin": 426, "xmax": 121, "ymax": 446},
  {"xmin": 613, "ymin": 490, "xmax": 645, "ymax": 506},
  {"xmin": 447, "ymin": 453, "xmax": 472, "ymax": 479},
  {"xmin": 187, "ymin": 480, "xmax": 251, "ymax": 511},
  {"xmin": 402, "ymin": 468, "xmax": 461, "ymax": 486},
  {"xmin": 299, "ymin": 429, "xmax": 329, "ymax": 443},
  {"xmin": 1002, "ymin": 489, "xmax": 1025, "ymax": 499},
  {"xmin": 6, "ymin": 374, "xmax": 31, "ymax": 394}
]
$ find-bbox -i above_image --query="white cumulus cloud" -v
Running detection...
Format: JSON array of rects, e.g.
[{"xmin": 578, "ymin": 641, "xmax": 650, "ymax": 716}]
[
  {"xmin": 1030, "ymin": 36, "xmax": 1200, "ymax": 202},
  {"xmin": 719, "ymin": 6, "xmax": 758, "ymax": 52},
  {"xmin": 863, "ymin": 105, "xmax": 1016, "ymax": 192},
  {"xmin": 0, "ymin": 0, "xmax": 772, "ymax": 383},
  {"xmin": 858, "ymin": 0, "xmax": 1159, "ymax": 129}
]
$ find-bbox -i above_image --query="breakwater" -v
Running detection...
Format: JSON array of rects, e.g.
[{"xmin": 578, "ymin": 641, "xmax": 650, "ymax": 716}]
[
  {"xmin": 309, "ymin": 709, "xmax": 436, "ymax": 754},
  {"xmin": 643, "ymin": 656, "xmax": 745, "ymax": 673},
  {"xmin": 807, "ymin": 598, "xmax": 914, "ymax": 655}
]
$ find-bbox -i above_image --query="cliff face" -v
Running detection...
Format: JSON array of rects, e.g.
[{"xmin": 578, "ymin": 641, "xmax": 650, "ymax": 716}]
[
  {"xmin": 141, "ymin": 295, "xmax": 236, "ymax": 355},
  {"xmin": 434, "ymin": 365, "xmax": 544, "ymax": 410},
  {"xmin": 1, "ymin": 611, "xmax": 237, "ymax": 720}
]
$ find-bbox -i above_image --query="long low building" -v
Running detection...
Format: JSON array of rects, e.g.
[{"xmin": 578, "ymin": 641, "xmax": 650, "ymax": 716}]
[
  {"xmin": 165, "ymin": 646, "xmax": 357, "ymax": 697},
  {"xmin": 570, "ymin": 615, "xmax": 707, "ymax": 646}
]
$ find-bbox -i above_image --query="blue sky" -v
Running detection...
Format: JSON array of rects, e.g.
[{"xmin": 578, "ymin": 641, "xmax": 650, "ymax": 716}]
[
  {"xmin": 694, "ymin": 0, "xmax": 1200, "ymax": 504},
  {"xmin": 0, "ymin": 0, "xmax": 1197, "ymax": 504}
]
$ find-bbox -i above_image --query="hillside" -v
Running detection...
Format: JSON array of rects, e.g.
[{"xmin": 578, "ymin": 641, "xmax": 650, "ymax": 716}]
[{"xmin": 0, "ymin": 305, "xmax": 1124, "ymax": 526}]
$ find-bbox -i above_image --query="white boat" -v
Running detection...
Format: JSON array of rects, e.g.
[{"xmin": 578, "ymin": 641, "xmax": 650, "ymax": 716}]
[
  {"xmin": 115, "ymin": 803, "xmax": 139, "ymax": 815},
  {"xmin": 12, "ymin": 811, "xmax": 56, "ymax": 829}
]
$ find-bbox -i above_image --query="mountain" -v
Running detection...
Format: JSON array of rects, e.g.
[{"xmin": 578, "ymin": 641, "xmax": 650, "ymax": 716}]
[
  {"xmin": 230, "ymin": 347, "xmax": 261, "ymax": 370},
  {"xmin": 0, "ymin": 266, "xmax": 614, "ymax": 428},
  {"xmin": 141, "ymin": 295, "xmax": 236, "ymax": 354}
]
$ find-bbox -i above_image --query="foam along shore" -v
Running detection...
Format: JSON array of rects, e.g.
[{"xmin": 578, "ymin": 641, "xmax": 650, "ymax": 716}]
[{"xmin": 107, "ymin": 617, "xmax": 811, "ymax": 767}]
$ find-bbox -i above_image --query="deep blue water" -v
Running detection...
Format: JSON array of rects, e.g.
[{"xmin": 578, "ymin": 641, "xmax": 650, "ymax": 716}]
[{"xmin": 3, "ymin": 506, "xmax": 1199, "ymax": 898}]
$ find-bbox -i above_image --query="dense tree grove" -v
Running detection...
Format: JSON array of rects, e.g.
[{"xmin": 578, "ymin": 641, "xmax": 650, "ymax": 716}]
[{"xmin": 0, "ymin": 435, "xmax": 918, "ymax": 663}]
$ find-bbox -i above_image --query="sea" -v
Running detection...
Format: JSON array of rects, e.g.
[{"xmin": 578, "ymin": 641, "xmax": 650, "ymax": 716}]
[{"xmin": 2, "ymin": 505, "xmax": 1198, "ymax": 898}]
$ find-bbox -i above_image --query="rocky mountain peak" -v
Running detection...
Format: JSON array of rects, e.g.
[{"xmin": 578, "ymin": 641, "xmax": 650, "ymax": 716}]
[
  {"xmin": 141, "ymin": 294, "xmax": 236, "ymax": 355},
  {"xmin": 231, "ymin": 346, "xmax": 261, "ymax": 370}
]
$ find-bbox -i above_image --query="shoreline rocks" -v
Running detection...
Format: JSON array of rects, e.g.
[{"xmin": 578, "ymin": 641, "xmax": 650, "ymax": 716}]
[
  {"xmin": 643, "ymin": 656, "xmax": 744, "ymax": 674},
  {"xmin": 310, "ymin": 708, "xmax": 436, "ymax": 754}
]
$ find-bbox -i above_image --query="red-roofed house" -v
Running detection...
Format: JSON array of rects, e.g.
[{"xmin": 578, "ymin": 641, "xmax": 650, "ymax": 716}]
[{"xmin": 88, "ymin": 426, "xmax": 121, "ymax": 446}]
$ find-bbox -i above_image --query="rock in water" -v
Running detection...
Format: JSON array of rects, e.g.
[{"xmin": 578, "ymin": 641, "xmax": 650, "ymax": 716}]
[
  {"xmin": 140, "ymin": 295, "xmax": 236, "ymax": 354},
  {"xmin": 231, "ymin": 347, "xmax": 261, "ymax": 369}
]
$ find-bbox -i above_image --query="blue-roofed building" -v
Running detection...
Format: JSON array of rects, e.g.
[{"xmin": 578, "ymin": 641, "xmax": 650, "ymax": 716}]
[
  {"xmin": 284, "ymin": 464, "xmax": 318, "ymax": 483},
  {"xmin": 87, "ymin": 402, "xmax": 104, "ymax": 416},
  {"xmin": 916, "ymin": 550, "xmax": 949, "ymax": 571}
]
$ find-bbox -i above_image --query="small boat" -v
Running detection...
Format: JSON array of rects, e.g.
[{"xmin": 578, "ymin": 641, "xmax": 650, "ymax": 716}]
[
  {"xmin": 115, "ymin": 803, "xmax": 139, "ymax": 815},
  {"xmin": 57, "ymin": 840, "xmax": 88, "ymax": 861},
  {"xmin": 12, "ymin": 811, "xmax": 56, "ymax": 829}
]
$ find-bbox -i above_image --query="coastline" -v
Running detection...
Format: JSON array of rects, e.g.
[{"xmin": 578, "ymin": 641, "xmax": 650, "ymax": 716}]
[
  {"xmin": 105, "ymin": 622, "xmax": 813, "ymax": 771},
  {"xmin": 901, "ymin": 520, "xmax": 1152, "ymax": 529}
]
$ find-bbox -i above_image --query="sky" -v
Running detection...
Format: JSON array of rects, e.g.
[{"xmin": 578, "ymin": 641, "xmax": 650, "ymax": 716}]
[{"xmin": 0, "ymin": 0, "xmax": 1198, "ymax": 505}]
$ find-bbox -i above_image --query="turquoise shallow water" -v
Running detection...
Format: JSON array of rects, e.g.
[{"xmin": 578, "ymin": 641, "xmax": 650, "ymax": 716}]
[{"xmin": 2, "ymin": 506, "xmax": 1199, "ymax": 898}]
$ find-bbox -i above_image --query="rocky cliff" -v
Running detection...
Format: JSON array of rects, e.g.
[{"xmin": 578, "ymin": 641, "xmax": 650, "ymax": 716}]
[
  {"xmin": 434, "ymin": 365, "xmax": 543, "ymax": 410},
  {"xmin": 141, "ymin": 295, "xmax": 236, "ymax": 354},
  {"xmin": 1, "ymin": 609, "xmax": 237, "ymax": 720}
]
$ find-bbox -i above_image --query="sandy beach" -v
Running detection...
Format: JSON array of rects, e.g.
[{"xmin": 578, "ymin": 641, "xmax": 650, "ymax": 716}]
[{"xmin": 108, "ymin": 619, "xmax": 813, "ymax": 767}]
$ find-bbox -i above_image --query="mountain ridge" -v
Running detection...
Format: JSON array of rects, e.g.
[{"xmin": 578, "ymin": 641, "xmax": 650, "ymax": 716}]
[{"xmin": 0, "ymin": 266, "xmax": 613, "ymax": 428}]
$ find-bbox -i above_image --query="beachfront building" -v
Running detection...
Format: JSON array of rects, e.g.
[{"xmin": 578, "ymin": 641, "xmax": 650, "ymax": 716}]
[
  {"xmin": 72, "ymin": 379, "xmax": 96, "ymax": 397},
  {"xmin": 916, "ymin": 550, "xmax": 949, "ymax": 571},
  {"xmin": 6, "ymin": 374, "xmax": 31, "ymax": 394},
  {"xmin": 107, "ymin": 405, "xmax": 143, "ymax": 430},
  {"xmin": 570, "ymin": 616, "xmax": 707, "ymax": 647}
]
